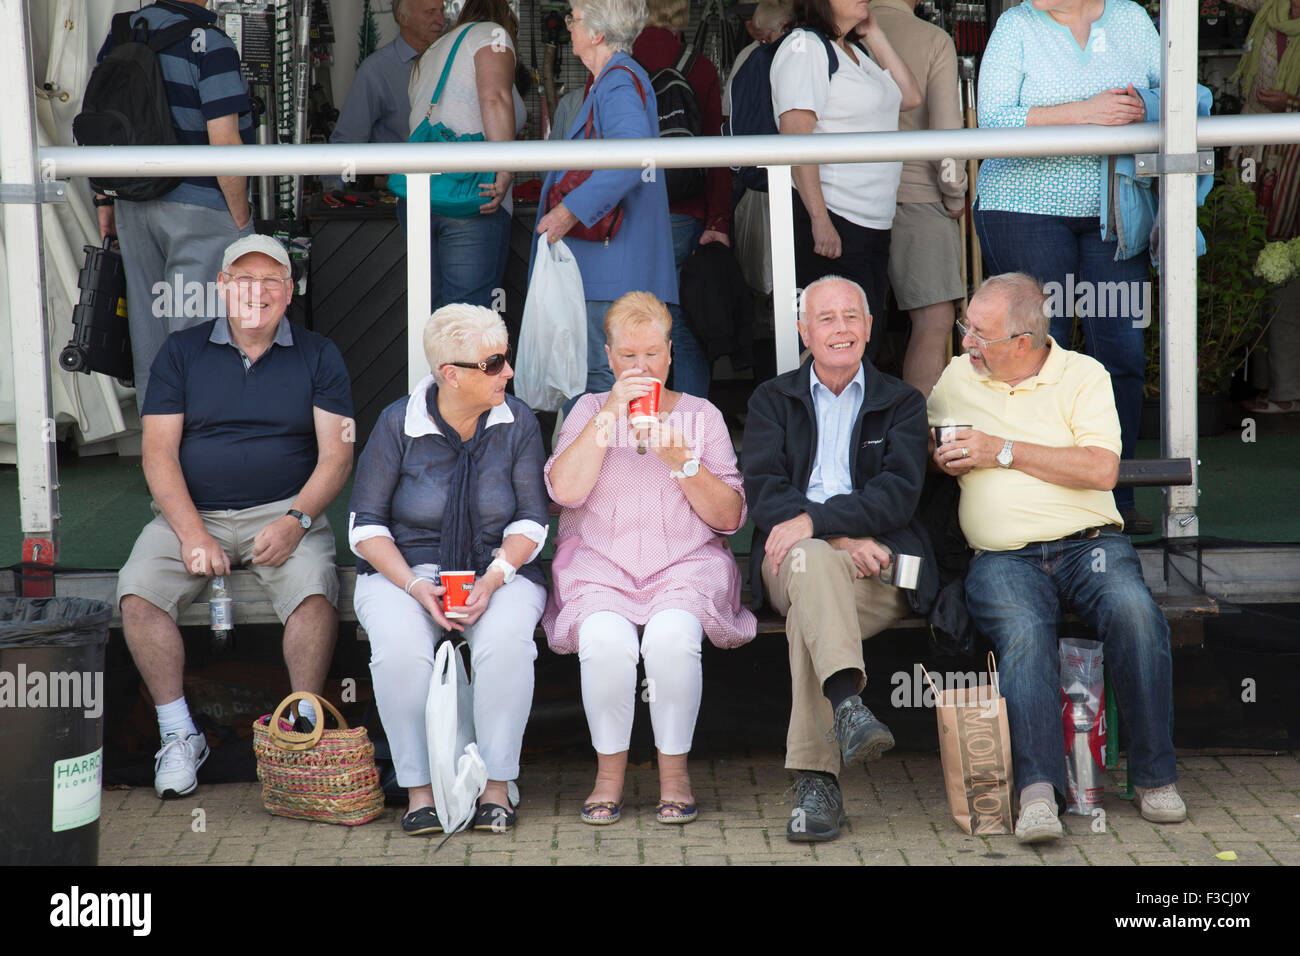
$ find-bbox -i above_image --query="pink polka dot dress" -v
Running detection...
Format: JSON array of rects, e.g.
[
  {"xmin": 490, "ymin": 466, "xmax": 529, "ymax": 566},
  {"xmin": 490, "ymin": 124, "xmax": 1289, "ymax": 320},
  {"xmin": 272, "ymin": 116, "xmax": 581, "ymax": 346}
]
[{"xmin": 542, "ymin": 392, "xmax": 758, "ymax": 654}]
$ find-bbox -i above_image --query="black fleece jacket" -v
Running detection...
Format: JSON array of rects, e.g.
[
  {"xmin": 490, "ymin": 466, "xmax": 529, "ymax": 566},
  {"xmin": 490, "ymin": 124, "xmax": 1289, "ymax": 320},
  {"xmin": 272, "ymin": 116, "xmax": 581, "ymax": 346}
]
[{"xmin": 741, "ymin": 357, "xmax": 938, "ymax": 614}]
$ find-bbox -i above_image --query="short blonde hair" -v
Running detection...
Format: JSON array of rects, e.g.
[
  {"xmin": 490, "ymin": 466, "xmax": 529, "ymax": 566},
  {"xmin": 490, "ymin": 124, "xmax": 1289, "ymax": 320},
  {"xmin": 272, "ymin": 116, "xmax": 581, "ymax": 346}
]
[
  {"xmin": 423, "ymin": 303, "xmax": 508, "ymax": 384},
  {"xmin": 645, "ymin": 0, "xmax": 689, "ymax": 31},
  {"xmin": 604, "ymin": 291, "xmax": 672, "ymax": 347}
]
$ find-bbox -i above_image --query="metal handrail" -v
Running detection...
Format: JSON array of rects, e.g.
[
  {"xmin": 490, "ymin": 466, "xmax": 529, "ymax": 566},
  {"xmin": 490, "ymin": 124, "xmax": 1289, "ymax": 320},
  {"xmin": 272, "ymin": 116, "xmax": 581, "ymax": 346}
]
[{"xmin": 35, "ymin": 114, "xmax": 1300, "ymax": 178}]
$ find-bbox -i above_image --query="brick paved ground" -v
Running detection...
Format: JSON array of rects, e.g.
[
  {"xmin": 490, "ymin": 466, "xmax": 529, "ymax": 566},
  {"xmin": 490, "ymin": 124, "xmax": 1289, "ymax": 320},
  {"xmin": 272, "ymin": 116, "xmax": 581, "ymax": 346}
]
[{"xmin": 96, "ymin": 750, "xmax": 1300, "ymax": 865}]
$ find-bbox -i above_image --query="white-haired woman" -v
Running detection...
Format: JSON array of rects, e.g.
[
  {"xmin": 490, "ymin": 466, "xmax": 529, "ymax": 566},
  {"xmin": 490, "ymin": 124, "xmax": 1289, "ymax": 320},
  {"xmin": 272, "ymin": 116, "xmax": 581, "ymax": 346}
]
[
  {"xmin": 544, "ymin": 292, "xmax": 756, "ymax": 825},
  {"xmin": 349, "ymin": 304, "xmax": 549, "ymax": 835},
  {"xmin": 532, "ymin": 0, "xmax": 677, "ymax": 393}
]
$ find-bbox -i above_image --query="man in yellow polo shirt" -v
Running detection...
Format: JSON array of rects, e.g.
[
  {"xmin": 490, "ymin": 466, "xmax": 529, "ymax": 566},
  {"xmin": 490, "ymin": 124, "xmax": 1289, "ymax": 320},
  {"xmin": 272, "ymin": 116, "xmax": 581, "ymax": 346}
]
[{"xmin": 927, "ymin": 273, "xmax": 1184, "ymax": 844}]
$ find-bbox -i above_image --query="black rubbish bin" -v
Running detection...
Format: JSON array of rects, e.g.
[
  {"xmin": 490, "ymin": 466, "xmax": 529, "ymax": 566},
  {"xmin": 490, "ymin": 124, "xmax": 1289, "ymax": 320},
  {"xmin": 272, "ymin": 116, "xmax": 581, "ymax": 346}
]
[{"xmin": 0, "ymin": 597, "xmax": 112, "ymax": 865}]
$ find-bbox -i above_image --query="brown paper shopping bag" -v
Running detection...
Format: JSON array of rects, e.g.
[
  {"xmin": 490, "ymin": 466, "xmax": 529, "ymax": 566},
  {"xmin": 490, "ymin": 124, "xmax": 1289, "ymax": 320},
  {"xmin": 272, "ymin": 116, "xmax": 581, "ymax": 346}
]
[{"xmin": 923, "ymin": 653, "xmax": 1016, "ymax": 835}]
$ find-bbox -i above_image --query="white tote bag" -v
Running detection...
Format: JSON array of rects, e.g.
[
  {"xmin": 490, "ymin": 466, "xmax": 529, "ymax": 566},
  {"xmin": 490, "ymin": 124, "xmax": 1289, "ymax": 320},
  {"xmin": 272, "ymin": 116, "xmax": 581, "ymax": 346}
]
[
  {"xmin": 514, "ymin": 233, "xmax": 586, "ymax": 411},
  {"xmin": 425, "ymin": 639, "xmax": 486, "ymax": 834}
]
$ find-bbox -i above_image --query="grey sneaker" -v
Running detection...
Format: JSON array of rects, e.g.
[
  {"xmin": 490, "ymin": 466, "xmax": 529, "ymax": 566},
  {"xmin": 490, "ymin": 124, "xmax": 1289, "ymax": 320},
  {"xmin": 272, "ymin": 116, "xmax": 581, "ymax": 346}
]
[
  {"xmin": 1134, "ymin": 784, "xmax": 1187, "ymax": 823},
  {"xmin": 1015, "ymin": 799, "xmax": 1063, "ymax": 844},
  {"xmin": 832, "ymin": 697, "xmax": 896, "ymax": 763},
  {"xmin": 786, "ymin": 775, "xmax": 846, "ymax": 843}
]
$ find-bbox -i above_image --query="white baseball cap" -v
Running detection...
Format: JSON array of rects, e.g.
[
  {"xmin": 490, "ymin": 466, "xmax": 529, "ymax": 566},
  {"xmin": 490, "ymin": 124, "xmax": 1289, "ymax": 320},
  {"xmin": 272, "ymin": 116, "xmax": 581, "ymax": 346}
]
[{"xmin": 221, "ymin": 234, "xmax": 291, "ymax": 274}]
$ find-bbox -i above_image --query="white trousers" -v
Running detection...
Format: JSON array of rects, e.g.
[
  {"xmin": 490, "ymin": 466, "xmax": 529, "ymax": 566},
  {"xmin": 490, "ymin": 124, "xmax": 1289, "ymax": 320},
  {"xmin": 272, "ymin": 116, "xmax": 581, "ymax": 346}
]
[
  {"xmin": 355, "ymin": 566, "xmax": 545, "ymax": 785},
  {"xmin": 577, "ymin": 609, "xmax": 704, "ymax": 756}
]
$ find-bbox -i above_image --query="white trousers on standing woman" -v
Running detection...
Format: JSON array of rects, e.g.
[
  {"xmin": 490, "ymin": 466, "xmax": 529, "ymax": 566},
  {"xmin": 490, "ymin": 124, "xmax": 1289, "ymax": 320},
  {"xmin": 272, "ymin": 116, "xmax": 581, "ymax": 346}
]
[
  {"xmin": 355, "ymin": 564, "xmax": 545, "ymax": 785},
  {"xmin": 578, "ymin": 609, "xmax": 705, "ymax": 756}
]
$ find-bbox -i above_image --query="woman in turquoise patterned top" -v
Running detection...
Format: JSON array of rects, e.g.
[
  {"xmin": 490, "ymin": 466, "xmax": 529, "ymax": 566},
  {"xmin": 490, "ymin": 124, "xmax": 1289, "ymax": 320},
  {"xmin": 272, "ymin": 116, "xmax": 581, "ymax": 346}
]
[{"xmin": 973, "ymin": 0, "xmax": 1160, "ymax": 534}]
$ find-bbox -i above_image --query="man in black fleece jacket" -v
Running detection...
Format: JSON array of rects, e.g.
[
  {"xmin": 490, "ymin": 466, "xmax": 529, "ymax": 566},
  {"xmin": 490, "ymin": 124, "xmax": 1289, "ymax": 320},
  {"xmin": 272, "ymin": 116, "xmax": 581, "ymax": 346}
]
[{"xmin": 742, "ymin": 275, "xmax": 931, "ymax": 843}]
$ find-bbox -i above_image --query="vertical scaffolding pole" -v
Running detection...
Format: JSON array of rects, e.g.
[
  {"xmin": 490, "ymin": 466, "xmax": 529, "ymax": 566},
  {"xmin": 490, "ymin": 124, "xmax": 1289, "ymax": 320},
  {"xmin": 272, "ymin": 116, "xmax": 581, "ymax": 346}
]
[
  {"xmin": 1158, "ymin": 6, "xmax": 1201, "ymax": 538},
  {"xmin": 1, "ymin": 0, "xmax": 60, "ymax": 593},
  {"xmin": 768, "ymin": 164, "xmax": 800, "ymax": 372},
  {"xmin": 407, "ymin": 178, "xmax": 432, "ymax": 391}
]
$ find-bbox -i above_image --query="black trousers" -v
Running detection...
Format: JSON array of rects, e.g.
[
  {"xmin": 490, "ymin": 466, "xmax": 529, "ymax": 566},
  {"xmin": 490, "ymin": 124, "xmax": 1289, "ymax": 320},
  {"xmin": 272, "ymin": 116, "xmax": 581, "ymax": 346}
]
[{"xmin": 791, "ymin": 190, "xmax": 892, "ymax": 363}]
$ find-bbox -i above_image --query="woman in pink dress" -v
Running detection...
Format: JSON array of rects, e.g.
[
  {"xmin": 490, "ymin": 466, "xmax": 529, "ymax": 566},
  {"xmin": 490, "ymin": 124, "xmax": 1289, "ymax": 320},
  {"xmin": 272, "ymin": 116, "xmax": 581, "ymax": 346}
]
[{"xmin": 544, "ymin": 291, "xmax": 757, "ymax": 826}]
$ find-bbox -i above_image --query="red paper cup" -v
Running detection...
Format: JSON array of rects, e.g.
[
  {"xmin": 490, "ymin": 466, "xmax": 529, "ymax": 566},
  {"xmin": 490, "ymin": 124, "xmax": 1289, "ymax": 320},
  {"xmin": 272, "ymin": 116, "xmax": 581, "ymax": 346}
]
[
  {"xmin": 628, "ymin": 380, "xmax": 662, "ymax": 428},
  {"xmin": 440, "ymin": 570, "xmax": 475, "ymax": 619}
]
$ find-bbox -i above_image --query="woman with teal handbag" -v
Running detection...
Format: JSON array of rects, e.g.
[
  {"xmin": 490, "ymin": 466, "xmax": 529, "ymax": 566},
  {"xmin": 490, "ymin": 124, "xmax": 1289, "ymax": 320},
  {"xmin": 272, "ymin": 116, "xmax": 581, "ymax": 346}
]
[{"xmin": 392, "ymin": 0, "xmax": 527, "ymax": 310}]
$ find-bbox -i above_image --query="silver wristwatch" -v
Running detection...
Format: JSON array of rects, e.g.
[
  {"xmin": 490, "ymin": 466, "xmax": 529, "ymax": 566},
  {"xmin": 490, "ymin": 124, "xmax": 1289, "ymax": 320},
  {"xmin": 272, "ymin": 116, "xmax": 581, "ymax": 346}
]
[
  {"xmin": 996, "ymin": 440, "xmax": 1015, "ymax": 469},
  {"xmin": 287, "ymin": 508, "xmax": 311, "ymax": 529}
]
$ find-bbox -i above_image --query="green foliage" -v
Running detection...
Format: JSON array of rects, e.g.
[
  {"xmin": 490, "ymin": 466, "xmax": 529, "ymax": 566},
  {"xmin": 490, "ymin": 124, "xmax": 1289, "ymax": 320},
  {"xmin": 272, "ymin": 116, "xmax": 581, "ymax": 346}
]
[
  {"xmin": 356, "ymin": 0, "xmax": 379, "ymax": 69},
  {"xmin": 1145, "ymin": 168, "xmax": 1278, "ymax": 398}
]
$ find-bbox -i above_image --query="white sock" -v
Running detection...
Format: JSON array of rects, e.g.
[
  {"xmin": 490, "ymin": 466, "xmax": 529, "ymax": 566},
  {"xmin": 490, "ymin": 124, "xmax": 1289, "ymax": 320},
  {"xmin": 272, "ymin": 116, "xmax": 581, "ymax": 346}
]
[
  {"xmin": 156, "ymin": 697, "xmax": 198, "ymax": 741},
  {"xmin": 296, "ymin": 698, "xmax": 318, "ymax": 728},
  {"xmin": 1020, "ymin": 782, "xmax": 1055, "ymax": 810}
]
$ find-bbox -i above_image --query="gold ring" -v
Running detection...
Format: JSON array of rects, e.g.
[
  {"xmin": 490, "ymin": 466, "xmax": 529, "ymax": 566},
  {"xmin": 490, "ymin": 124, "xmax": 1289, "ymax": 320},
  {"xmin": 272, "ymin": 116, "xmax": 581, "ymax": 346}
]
[{"xmin": 961, "ymin": 447, "xmax": 969, "ymax": 458}]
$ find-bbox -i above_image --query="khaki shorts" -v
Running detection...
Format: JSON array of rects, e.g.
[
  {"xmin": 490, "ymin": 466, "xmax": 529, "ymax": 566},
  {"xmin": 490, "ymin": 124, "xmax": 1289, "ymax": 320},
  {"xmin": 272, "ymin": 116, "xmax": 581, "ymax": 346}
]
[
  {"xmin": 887, "ymin": 201, "xmax": 964, "ymax": 311},
  {"xmin": 116, "ymin": 497, "xmax": 339, "ymax": 623}
]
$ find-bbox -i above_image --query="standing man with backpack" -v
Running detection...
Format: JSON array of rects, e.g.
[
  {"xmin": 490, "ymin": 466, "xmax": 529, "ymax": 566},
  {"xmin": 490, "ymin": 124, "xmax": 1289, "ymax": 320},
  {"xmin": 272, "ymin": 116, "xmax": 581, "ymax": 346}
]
[
  {"xmin": 633, "ymin": 0, "xmax": 732, "ymax": 398},
  {"xmin": 81, "ymin": 0, "xmax": 254, "ymax": 410}
]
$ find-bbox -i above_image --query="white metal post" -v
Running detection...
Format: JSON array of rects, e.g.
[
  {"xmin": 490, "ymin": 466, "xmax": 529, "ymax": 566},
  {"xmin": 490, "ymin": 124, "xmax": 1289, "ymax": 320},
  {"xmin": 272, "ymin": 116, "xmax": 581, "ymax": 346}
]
[
  {"xmin": 2, "ymin": 0, "xmax": 59, "ymax": 591},
  {"xmin": 407, "ymin": 175, "xmax": 432, "ymax": 392},
  {"xmin": 767, "ymin": 165, "xmax": 800, "ymax": 373},
  {"xmin": 1159, "ymin": 5, "xmax": 1201, "ymax": 538}
]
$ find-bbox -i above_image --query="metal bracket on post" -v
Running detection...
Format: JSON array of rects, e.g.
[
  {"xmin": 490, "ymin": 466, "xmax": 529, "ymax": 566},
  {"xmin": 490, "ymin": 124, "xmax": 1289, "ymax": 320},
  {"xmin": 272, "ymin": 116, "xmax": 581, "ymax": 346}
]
[
  {"xmin": 0, "ymin": 181, "xmax": 69, "ymax": 203},
  {"xmin": 1133, "ymin": 151, "xmax": 1214, "ymax": 177}
]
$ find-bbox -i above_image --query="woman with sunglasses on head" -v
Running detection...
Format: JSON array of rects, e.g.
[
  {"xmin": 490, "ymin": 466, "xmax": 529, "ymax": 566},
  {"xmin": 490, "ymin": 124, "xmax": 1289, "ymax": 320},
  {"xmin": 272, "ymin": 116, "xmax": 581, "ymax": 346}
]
[
  {"xmin": 348, "ymin": 304, "xmax": 549, "ymax": 836},
  {"xmin": 544, "ymin": 292, "xmax": 756, "ymax": 827}
]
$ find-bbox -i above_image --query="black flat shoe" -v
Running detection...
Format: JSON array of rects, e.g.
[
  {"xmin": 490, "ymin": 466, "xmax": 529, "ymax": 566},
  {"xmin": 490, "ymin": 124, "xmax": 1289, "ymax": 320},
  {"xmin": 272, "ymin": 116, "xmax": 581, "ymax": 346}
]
[
  {"xmin": 474, "ymin": 802, "xmax": 516, "ymax": 832},
  {"xmin": 401, "ymin": 806, "xmax": 443, "ymax": 835}
]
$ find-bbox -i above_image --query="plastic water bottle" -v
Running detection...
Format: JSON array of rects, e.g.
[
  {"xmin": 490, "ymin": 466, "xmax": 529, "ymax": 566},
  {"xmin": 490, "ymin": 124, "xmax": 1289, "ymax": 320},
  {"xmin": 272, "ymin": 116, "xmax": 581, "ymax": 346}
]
[{"xmin": 210, "ymin": 575, "xmax": 234, "ymax": 648}]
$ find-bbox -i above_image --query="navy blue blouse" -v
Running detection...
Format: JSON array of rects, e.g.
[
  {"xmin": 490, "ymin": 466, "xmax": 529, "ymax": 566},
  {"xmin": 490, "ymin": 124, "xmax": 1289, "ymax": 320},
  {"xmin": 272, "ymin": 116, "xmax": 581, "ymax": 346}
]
[{"xmin": 347, "ymin": 378, "xmax": 549, "ymax": 588}]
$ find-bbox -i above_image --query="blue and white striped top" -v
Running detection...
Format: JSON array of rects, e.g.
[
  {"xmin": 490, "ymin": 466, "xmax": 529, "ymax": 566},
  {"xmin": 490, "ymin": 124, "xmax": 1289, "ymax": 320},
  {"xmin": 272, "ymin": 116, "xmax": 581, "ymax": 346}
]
[
  {"xmin": 976, "ymin": 0, "xmax": 1160, "ymax": 218},
  {"xmin": 96, "ymin": 0, "xmax": 254, "ymax": 210}
]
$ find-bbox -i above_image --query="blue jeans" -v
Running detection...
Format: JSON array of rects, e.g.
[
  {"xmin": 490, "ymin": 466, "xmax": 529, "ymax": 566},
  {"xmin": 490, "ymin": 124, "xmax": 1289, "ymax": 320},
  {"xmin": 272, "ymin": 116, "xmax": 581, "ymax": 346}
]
[
  {"xmin": 396, "ymin": 199, "xmax": 511, "ymax": 311},
  {"xmin": 964, "ymin": 529, "xmax": 1176, "ymax": 800},
  {"xmin": 585, "ymin": 299, "xmax": 615, "ymax": 393},
  {"xmin": 973, "ymin": 207, "xmax": 1149, "ymax": 511},
  {"xmin": 668, "ymin": 213, "xmax": 710, "ymax": 397}
]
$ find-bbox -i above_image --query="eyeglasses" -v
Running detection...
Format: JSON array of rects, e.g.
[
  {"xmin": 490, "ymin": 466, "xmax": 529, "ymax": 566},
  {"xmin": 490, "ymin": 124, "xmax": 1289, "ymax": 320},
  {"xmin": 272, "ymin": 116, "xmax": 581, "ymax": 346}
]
[
  {"xmin": 956, "ymin": 319, "xmax": 1028, "ymax": 349},
  {"xmin": 564, "ymin": 11, "xmax": 583, "ymax": 28},
  {"xmin": 447, "ymin": 350, "xmax": 512, "ymax": 375},
  {"xmin": 227, "ymin": 273, "xmax": 292, "ymax": 292}
]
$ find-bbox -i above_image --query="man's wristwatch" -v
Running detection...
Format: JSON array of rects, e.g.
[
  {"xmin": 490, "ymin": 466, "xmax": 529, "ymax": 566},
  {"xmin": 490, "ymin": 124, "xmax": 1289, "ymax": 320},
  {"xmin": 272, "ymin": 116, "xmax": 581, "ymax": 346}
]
[
  {"xmin": 93, "ymin": 195, "xmax": 114, "ymax": 208},
  {"xmin": 287, "ymin": 509, "xmax": 312, "ymax": 530},
  {"xmin": 670, "ymin": 456, "xmax": 701, "ymax": 480},
  {"xmin": 996, "ymin": 440, "xmax": 1015, "ymax": 469}
]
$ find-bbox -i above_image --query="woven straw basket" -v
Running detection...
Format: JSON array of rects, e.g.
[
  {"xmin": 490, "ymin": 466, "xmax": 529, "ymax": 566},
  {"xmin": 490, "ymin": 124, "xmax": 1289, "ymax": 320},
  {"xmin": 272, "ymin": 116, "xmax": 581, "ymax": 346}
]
[{"xmin": 252, "ymin": 691, "xmax": 385, "ymax": 826}]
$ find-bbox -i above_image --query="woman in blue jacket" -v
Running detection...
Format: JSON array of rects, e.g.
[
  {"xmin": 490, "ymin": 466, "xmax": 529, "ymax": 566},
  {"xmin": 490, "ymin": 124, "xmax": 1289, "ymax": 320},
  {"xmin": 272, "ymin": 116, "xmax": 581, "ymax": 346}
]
[
  {"xmin": 532, "ymin": 0, "xmax": 677, "ymax": 394},
  {"xmin": 973, "ymin": 0, "xmax": 1159, "ymax": 535}
]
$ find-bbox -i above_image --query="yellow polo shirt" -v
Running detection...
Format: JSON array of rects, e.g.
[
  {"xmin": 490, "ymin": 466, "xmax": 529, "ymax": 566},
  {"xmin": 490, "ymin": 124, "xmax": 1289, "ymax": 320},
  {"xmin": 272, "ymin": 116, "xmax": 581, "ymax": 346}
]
[{"xmin": 927, "ymin": 338, "xmax": 1124, "ymax": 552}]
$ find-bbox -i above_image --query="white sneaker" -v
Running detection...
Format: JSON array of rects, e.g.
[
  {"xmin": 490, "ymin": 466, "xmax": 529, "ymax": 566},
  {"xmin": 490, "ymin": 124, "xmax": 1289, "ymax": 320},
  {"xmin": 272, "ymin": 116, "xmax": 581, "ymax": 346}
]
[
  {"xmin": 1134, "ymin": 784, "xmax": 1187, "ymax": 823},
  {"xmin": 1015, "ymin": 799, "xmax": 1063, "ymax": 844},
  {"xmin": 153, "ymin": 732, "xmax": 209, "ymax": 798}
]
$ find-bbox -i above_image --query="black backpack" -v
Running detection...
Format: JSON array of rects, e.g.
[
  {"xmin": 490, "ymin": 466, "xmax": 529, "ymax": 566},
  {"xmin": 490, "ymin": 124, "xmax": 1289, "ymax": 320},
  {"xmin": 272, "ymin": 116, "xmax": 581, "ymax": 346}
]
[
  {"xmin": 724, "ymin": 29, "xmax": 862, "ymax": 192},
  {"xmin": 73, "ymin": 11, "xmax": 211, "ymax": 202},
  {"xmin": 645, "ymin": 46, "xmax": 706, "ymax": 202}
]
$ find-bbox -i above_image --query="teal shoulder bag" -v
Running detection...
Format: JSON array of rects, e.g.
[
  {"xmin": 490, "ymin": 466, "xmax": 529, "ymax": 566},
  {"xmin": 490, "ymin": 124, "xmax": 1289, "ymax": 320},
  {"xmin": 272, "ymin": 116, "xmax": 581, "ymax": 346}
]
[{"xmin": 388, "ymin": 25, "xmax": 495, "ymax": 218}]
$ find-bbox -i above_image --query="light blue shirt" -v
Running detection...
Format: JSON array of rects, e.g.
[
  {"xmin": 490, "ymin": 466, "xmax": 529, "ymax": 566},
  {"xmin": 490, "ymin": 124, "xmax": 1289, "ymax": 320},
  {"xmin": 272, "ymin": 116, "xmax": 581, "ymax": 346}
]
[
  {"xmin": 806, "ymin": 363, "xmax": 865, "ymax": 504},
  {"xmin": 326, "ymin": 36, "xmax": 419, "ymax": 189},
  {"xmin": 976, "ymin": 0, "xmax": 1160, "ymax": 217}
]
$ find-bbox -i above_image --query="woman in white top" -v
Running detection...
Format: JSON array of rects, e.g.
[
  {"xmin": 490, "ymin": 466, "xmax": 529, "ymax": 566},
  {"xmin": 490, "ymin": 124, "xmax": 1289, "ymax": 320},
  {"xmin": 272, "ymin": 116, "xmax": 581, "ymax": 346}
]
[
  {"xmin": 407, "ymin": 0, "xmax": 527, "ymax": 311},
  {"xmin": 771, "ymin": 0, "xmax": 919, "ymax": 362}
]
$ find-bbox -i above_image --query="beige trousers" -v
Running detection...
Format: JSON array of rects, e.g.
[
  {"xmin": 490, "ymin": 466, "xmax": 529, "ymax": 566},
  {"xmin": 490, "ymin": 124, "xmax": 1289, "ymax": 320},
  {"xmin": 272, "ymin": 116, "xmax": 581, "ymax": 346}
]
[{"xmin": 762, "ymin": 537, "xmax": 912, "ymax": 775}]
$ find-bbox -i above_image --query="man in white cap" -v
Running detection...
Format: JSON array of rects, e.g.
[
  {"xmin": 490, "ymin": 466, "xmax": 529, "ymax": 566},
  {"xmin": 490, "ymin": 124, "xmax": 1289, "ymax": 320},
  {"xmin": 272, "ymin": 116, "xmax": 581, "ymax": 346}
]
[{"xmin": 116, "ymin": 235, "xmax": 355, "ymax": 799}]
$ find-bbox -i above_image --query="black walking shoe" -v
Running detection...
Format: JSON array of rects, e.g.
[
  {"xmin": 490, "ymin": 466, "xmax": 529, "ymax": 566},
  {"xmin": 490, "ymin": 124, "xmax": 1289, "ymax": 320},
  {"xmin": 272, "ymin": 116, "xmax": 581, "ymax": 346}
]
[
  {"xmin": 832, "ymin": 697, "xmax": 896, "ymax": 764},
  {"xmin": 785, "ymin": 774, "xmax": 846, "ymax": 843}
]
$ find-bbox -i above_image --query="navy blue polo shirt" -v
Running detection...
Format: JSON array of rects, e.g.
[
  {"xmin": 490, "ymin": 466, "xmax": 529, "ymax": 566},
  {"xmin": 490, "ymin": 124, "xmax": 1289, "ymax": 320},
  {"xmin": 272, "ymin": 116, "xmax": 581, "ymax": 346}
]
[{"xmin": 142, "ymin": 317, "xmax": 354, "ymax": 510}]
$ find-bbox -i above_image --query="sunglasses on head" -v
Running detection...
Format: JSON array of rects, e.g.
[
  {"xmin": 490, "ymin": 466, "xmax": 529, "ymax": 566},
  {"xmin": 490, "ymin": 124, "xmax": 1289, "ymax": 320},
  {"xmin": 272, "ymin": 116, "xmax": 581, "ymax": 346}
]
[{"xmin": 447, "ymin": 349, "xmax": 511, "ymax": 375}]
